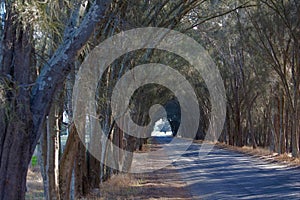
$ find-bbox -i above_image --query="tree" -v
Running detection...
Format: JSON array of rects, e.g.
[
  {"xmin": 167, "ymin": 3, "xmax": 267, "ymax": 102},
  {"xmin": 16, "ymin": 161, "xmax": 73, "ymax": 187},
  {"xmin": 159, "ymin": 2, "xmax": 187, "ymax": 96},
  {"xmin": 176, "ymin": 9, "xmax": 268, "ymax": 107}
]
[
  {"xmin": 248, "ymin": 0, "xmax": 300, "ymax": 156},
  {"xmin": 0, "ymin": 0, "xmax": 112, "ymax": 199}
]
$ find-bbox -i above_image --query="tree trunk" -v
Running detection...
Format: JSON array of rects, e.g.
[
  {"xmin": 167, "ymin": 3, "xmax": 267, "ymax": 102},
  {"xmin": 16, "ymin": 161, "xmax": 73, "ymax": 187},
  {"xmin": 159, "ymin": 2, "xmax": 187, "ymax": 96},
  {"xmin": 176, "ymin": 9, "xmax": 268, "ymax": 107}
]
[
  {"xmin": 227, "ymin": 112, "xmax": 233, "ymax": 145},
  {"xmin": 87, "ymin": 114, "xmax": 101, "ymax": 188},
  {"xmin": 38, "ymin": 122, "xmax": 49, "ymax": 199},
  {"xmin": 291, "ymin": 50, "xmax": 299, "ymax": 157},
  {"xmin": 291, "ymin": 110, "xmax": 299, "ymax": 157},
  {"xmin": 75, "ymin": 140, "xmax": 90, "ymax": 198},
  {"xmin": 248, "ymin": 108, "xmax": 257, "ymax": 149},
  {"xmin": 0, "ymin": 9, "xmax": 34, "ymax": 198},
  {"xmin": 285, "ymin": 103, "xmax": 289, "ymax": 153},
  {"xmin": 46, "ymin": 92, "xmax": 63, "ymax": 200},
  {"xmin": 39, "ymin": 90, "xmax": 63, "ymax": 200},
  {"xmin": 59, "ymin": 124, "xmax": 79, "ymax": 200},
  {"xmin": 0, "ymin": 122, "xmax": 32, "ymax": 200}
]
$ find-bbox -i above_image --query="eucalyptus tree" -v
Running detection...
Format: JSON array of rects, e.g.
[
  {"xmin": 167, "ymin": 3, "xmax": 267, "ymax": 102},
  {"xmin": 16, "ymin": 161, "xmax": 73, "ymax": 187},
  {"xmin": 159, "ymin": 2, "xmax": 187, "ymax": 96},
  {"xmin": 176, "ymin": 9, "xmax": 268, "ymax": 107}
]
[
  {"xmin": 0, "ymin": 0, "xmax": 112, "ymax": 199},
  {"xmin": 248, "ymin": 0, "xmax": 300, "ymax": 156}
]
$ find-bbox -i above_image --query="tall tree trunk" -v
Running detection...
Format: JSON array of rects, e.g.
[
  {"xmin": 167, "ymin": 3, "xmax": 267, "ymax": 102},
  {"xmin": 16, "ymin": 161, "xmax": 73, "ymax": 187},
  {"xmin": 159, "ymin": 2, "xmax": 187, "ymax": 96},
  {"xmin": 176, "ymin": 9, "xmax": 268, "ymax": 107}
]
[
  {"xmin": 75, "ymin": 140, "xmax": 90, "ymax": 198},
  {"xmin": 285, "ymin": 102, "xmax": 289, "ymax": 153},
  {"xmin": 87, "ymin": 114, "xmax": 101, "ymax": 188},
  {"xmin": 291, "ymin": 109, "xmax": 299, "ymax": 157},
  {"xmin": 47, "ymin": 90, "xmax": 63, "ymax": 200},
  {"xmin": 0, "ymin": 10, "xmax": 34, "ymax": 198},
  {"xmin": 291, "ymin": 46, "xmax": 299, "ymax": 157},
  {"xmin": 227, "ymin": 112, "xmax": 233, "ymax": 145},
  {"xmin": 38, "ymin": 122, "xmax": 49, "ymax": 199},
  {"xmin": 39, "ymin": 91, "xmax": 63, "ymax": 200},
  {"xmin": 0, "ymin": 127, "xmax": 32, "ymax": 200},
  {"xmin": 248, "ymin": 108, "xmax": 257, "ymax": 149},
  {"xmin": 59, "ymin": 124, "xmax": 79, "ymax": 200},
  {"xmin": 279, "ymin": 93, "xmax": 285, "ymax": 154}
]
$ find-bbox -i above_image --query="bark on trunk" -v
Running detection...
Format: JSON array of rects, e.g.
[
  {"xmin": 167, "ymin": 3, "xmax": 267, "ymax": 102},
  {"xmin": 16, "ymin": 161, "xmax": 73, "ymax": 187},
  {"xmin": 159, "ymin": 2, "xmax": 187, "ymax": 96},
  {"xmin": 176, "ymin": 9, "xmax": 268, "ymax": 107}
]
[
  {"xmin": 0, "ymin": 10, "xmax": 34, "ymax": 199},
  {"xmin": 248, "ymin": 108, "xmax": 257, "ymax": 149},
  {"xmin": 38, "ymin": 122, "xmax": 49, "ymax": 199},
  {"xmin": 46, "ymin": 91, "xmax": 63, "ymax": 200},
  {"xmin": 75, "ymin": 141, "xmax": 90, "ymax": 198},
  {"xmin": 59, "ymin": 124, "xmax": 79, "ymax": 200},
  {"xmin": 0, "ymin": 125, "xmax": 32, "ymax": 200},
  {"xmin": 291, "ymin": 111, "xmax": 299, "ymax": 157}
]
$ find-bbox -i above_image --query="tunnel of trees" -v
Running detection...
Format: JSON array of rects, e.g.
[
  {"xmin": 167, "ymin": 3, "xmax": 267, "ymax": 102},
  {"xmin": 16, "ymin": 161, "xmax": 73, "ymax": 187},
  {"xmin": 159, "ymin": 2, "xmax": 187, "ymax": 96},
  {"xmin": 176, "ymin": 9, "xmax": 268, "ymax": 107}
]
[{"xmin": 0, "ymin": 0, "xmax": 299, "ymax": 199}]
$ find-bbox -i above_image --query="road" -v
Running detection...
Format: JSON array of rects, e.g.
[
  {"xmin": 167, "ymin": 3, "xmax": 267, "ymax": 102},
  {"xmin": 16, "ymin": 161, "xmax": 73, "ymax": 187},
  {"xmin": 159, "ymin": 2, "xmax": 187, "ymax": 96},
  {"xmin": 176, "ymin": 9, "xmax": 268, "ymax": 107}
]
[{"xmin": 155, "ymin": 137, "xmax": 300, "ymax": 200}]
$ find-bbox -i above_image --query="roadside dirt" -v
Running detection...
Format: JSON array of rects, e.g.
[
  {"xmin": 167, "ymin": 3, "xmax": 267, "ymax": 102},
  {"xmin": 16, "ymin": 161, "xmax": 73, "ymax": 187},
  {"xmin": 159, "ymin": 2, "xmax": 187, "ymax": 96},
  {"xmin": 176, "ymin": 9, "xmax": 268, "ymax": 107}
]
[
  {"xmin": 216, "ymin": 142, "xmax": 300, "ymax": 167},
  {"xmin": 94, "ymin": 165, "xmax": 191, "ymax": 200},
  {"xmin": 26, "ymin": 138, "xmax": 192, "ymax": 200},
  {"xmin": 95, "ymin": 138, "xmax": 192, "ymax": 199}
]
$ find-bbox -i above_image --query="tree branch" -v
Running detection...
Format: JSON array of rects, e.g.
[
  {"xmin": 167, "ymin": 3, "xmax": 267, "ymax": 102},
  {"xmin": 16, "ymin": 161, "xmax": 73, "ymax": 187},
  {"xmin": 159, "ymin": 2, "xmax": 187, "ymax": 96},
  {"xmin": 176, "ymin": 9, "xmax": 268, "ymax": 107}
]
[{"xmin": 30, "ymin": 0, "xmax": 112, "ymax": 153}]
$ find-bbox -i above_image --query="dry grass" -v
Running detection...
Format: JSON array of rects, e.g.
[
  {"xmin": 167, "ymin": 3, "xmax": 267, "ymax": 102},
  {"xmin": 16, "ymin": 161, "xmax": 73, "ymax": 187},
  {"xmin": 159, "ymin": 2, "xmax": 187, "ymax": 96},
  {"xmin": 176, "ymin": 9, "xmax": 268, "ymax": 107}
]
[
  {"xmin": 274, "ymin": 153, "xmax": 300, "ymax": 165},
  {"xmin": 26, "ymin": 170, "xmax": 143, "ymax": 200},
  {"xmin": 83, "ymin": 168, "xmax": 192, "ymax": 200},
  {"xmin": 26, "ymin": 138, "xmax": 192, "ymax": 200},
  {"xmin": 83, "ymin": 137, "xmax": 191, "ymax": 200},
  {"xmin": 216, "ymin": 142, "xmax": 300, "ymax": 167},
  {"xmin": 95, "ymin": 174, "xmax": 143, "ymax": 200}
]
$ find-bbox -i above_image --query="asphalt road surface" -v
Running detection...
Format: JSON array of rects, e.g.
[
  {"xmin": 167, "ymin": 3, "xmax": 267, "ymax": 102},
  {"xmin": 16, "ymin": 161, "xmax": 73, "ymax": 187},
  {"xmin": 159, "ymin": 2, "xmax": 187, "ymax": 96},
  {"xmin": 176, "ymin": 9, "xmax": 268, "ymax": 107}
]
[{"xmin": 155, "ymin": 137, "xmax": 300, "ymax": 200}]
